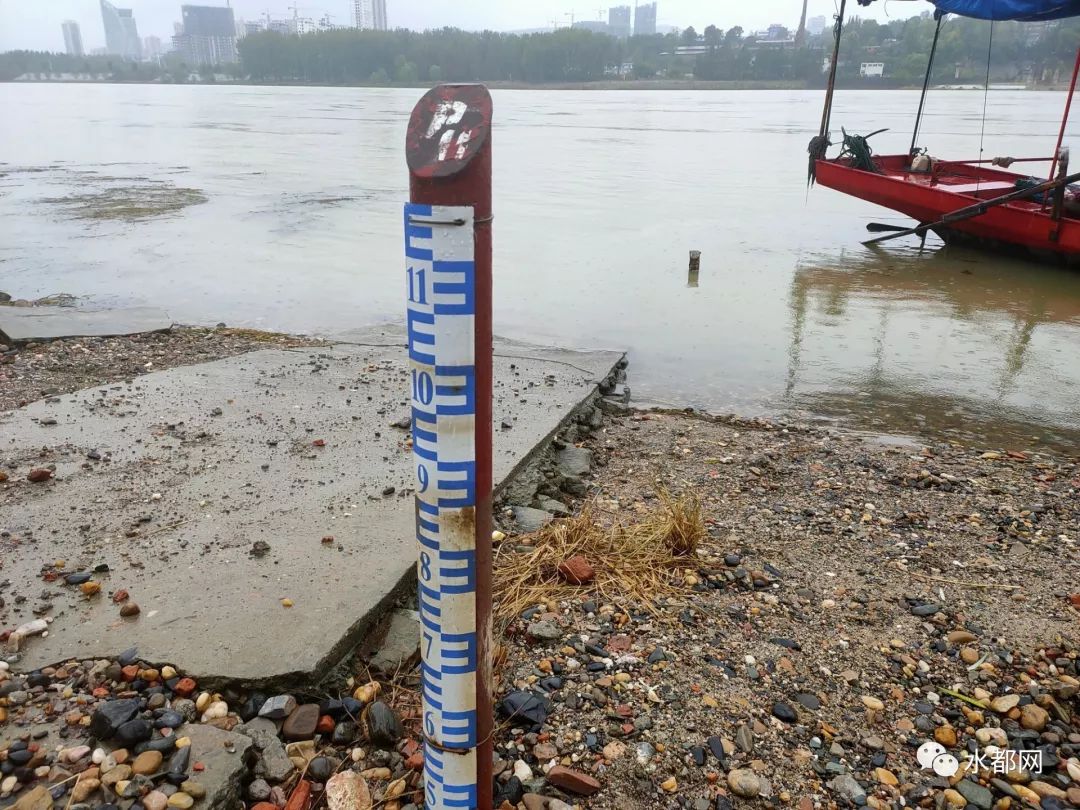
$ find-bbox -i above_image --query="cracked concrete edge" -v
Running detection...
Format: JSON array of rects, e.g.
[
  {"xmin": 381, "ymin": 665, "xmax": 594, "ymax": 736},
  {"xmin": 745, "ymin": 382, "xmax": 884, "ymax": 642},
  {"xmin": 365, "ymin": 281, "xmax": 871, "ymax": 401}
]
[
  {"xmin": 490, "ymin": 370, "xmax": 622, "ymax": 503},
  {"xmin": 196, "ymin": 563, "xmax": 418, "ymax": 694}
]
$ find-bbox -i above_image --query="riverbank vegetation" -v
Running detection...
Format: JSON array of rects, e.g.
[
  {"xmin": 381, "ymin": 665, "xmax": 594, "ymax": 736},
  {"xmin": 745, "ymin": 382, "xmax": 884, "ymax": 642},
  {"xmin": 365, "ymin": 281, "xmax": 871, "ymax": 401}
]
[{"xmin": 3, "ymin": 14, "xmax": 1080, "ymax": 87}]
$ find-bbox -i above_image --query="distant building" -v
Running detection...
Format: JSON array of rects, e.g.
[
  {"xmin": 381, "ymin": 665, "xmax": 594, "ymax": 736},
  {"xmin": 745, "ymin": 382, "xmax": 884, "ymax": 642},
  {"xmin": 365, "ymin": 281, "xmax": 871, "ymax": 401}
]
[
  {"xmin": 354, "ymin": 0, "xmax": 388, "ymax": 31},
  {"xmin": 609, "ymin": 6, "xmax": 632, "ymax": 38},
  {"xmin": 573, "ymin": 20, "xmax": 610, "ymax": 34},
  {"xmin": 173, "ymin": 5, "xmax": 238, "ymax": 66},
  {"xmin": 751, "ymin": 23, "xmax": 795, "ymax": 48},
  {"xmin": 100, "ymin": 0, "xmax": 141, "ymax": 59},
  {"xmin": 290, "ymin": 16, "xmax": 318, "ymax": 35},
  {"xmin": 142, "ymin": 35, "xmax": 163, "ymax": 59},
  {"xmin": 62, "ymin": 21, "xmax": 84, "ymax": 57},
  {"xmin": 634, "ymin": 2, "xmax": 657, "ymax": 36},
  {"xmin": 860, "ymin": 62, "xmax": 884, "ymax": 78},
  {"xmin": 807, "ymin": 15, "xmax": 828, "ymax": 36}
]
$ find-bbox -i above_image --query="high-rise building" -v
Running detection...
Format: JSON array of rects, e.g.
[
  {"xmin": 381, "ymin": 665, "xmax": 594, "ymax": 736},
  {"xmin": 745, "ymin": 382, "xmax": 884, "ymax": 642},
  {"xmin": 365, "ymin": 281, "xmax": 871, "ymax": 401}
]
[
  {"xmin": 353, "ymin": 0, "xmax": 388, "ymax": 31},
  {"xmin": 172, "ymin": 4, "xmax": 238, "ymax": 66},
  {"xmin": 100, "ymin": 0, "xmax": 142, "ymax": 59},
  {"xmin": 62, "ymin": 21, "xmax": 84, "ymax": 56},
  {"xmin": 807, "ymin": 15, "xmax": 828, "ymax": 36},
  {"xmin": 634, "ymin": 2, "xmax": 657, "ymax": 36},
  {"xmin": 608, "ymin": 6, "xmax": 631, "ymax": 38},
  {"xmin": 143, "ymin": 35, "xmax": 163, "ymax": 59}
]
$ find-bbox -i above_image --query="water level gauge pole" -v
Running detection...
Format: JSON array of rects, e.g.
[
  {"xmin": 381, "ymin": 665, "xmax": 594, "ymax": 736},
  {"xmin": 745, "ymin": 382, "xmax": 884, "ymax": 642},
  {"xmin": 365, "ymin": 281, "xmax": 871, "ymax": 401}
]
[{"xmin": 404, "ymin": 84, "xmax": 494, "ymax": 810}]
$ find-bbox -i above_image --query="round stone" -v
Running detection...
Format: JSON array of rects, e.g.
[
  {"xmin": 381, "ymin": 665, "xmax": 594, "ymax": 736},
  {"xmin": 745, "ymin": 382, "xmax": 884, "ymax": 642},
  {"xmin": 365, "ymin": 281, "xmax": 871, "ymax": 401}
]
[
  {"xmin": 166, "ymin": 792, "xmax": 194, "ymax": 809},
  {"xmin": 990, "ymin": 694, "xmax": 1021, "ymax": 713},
  {"xmin": 306, "ymin": 757, "xmax": 332, "ymax": 784},
  {"xmin": 131, "ymin": 751, "xmax": 163, "ymax": 776},
  {"xmin": 772, "ymin": 702, "xmax": 797, "ymax": 723},
  {"xmin": 1020, "ymin": 704, "xmax": 1049, "ymax": 732},
  {"xmin": 71, "ymin": 777, "xmax": 101, "ymax": 802},
  {"xmin": 64, "ymin": 746, "xmax": 91, "ymax": 764},
  {"xmin": 179, "ymin": 782, "xmax": 206, "ymax": 800},
  {"xmin": 102, "ymin": 764, "xmax": 133, "ymax": 787},
  {"xmin": 248, "ymin": 780, "xmax": 271, "ymax": 801},
  {"xmin": 728, "ymin": 769, "xmax": 761, "ymax": 798}
]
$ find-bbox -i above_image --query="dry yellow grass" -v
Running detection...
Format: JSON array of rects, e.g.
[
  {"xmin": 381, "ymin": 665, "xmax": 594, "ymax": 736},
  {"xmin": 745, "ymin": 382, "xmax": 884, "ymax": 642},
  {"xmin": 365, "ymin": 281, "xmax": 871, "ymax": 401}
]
[{"xmin": 493, "ymin": 492, "xmax": 705, "ymax": 631}]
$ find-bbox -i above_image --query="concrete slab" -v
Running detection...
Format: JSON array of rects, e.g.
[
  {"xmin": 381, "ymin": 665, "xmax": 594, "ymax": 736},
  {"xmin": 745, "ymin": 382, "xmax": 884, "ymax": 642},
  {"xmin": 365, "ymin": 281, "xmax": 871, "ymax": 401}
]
[
  {"xmin": 0, "ymin": 305, "xmax": 173, "ymax": 344},
  {"xmin": 0, "ymin": 331, "xmax": 622, "ymax": 686}
]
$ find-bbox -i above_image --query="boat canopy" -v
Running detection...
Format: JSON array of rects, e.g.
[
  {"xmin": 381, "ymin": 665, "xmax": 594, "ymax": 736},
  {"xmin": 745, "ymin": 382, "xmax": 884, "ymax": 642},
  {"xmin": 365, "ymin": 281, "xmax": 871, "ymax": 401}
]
[{"xmin": 857, "ymin": 0, "xmax": 1080, "ymax": 20}]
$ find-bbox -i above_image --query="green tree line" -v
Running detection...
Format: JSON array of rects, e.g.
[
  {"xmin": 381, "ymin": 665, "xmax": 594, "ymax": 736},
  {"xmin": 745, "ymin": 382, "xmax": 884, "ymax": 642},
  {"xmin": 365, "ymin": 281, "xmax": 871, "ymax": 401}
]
[
  {"xmin": 238, "ymin": 27, "xmax": 659, "ymax": 84},
  {"xmin": 3, "ymin": 14, "xmax": 1080, "ymax": 86},
  {"xmin": 236, "ymin": 17, "xmax": 1080, "ymax": 86}
]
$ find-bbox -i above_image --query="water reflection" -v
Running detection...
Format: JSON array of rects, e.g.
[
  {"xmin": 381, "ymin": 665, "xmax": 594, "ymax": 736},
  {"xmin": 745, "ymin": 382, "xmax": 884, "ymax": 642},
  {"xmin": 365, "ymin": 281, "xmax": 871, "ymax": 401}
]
[{"xmin": 785, "ymin": 244, "xmax": 1080, "ymax": 450}]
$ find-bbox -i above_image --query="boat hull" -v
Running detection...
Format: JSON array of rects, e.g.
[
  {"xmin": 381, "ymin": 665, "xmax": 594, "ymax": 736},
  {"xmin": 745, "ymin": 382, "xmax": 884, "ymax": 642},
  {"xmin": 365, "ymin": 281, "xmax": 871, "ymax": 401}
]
[{"xmin": 815, "ymin": 155, "xmax": 1080, "ymax": 261}]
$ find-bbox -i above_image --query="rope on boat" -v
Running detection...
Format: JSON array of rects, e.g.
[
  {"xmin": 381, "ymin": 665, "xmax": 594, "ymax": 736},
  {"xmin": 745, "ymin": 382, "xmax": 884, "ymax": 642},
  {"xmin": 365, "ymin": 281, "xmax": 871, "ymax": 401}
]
[
  {"xmin": 807, "ymin": 135, "xmax": 829, "ymax": 186},
  {"xmin": 838, "ymin": 128, "xmax": 887, "ymax": 174}
]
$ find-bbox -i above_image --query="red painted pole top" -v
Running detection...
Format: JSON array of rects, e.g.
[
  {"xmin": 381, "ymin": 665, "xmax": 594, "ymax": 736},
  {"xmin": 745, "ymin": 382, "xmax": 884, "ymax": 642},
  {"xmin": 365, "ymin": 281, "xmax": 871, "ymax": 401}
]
[{"xmin": 406, "ymin": 84, "xmax": 493, "ymax": 213}]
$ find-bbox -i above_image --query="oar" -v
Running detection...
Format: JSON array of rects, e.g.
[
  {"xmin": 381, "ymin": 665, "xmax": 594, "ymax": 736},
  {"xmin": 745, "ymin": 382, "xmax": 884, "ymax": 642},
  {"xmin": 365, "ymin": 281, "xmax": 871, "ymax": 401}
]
[
  {"xmin": 866, "ymin": 222, "xmax": 911, "ymax": 233},
  {"xmin": 863, "ymin": 169, "xmax": 1080, "ymax": 245}
]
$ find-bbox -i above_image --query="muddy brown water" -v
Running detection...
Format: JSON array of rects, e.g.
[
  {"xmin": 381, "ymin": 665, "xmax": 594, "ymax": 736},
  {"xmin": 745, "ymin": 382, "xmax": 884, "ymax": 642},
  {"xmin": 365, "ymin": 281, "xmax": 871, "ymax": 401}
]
[{"xmin": 2, "ymin": 84, "xmax": 1080, "ymax": 451}]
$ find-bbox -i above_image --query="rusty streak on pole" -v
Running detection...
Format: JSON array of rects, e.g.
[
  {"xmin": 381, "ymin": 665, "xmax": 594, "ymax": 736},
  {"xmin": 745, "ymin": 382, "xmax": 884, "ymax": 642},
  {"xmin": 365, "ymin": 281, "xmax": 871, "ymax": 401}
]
[{"xmin": 405, "ymin": 84, "xmax": 493, "ymax": 810}]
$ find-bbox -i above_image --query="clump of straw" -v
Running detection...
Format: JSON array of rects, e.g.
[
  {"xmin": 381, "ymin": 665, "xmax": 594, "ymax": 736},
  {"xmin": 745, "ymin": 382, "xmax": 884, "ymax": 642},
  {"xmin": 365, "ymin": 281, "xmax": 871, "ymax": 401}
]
[{"xmin": 493, "ymin": 492, "xmax": 706, "ymax": 630}]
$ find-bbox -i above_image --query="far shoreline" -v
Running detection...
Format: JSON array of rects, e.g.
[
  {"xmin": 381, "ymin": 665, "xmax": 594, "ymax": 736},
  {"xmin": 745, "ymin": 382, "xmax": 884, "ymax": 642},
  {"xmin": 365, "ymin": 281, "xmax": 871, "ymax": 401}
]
[{"xmin": 3, "ymin": 77, "xmax": 1075, "ymax": 91}]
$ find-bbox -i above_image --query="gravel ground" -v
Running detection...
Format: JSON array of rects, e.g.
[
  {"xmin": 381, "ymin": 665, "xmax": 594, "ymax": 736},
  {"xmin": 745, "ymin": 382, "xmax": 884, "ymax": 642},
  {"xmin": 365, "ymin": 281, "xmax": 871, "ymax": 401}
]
[
  {"xmin": 0, "ymin": 327, "xmax": 324, "ymax": 412},
  {"xmin": 488, "ymin": 410, "xmax": 1080, "ymax": 809}
]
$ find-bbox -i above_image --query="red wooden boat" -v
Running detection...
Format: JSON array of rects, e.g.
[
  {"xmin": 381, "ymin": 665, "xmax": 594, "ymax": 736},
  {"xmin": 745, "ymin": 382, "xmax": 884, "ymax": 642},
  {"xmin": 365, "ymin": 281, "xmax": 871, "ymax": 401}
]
[
  {"xmin": 815, "ymin": 155, "xmax": 1080, "ymax": 259},
  {"xmin": 811, "ymin": 0, "xmax": 1080, "ymax": 263}
]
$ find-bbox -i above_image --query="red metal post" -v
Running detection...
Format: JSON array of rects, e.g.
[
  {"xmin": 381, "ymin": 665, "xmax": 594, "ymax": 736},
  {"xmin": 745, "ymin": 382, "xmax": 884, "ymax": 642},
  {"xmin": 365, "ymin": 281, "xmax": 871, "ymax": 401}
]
[
  {"xmin": 405, "ymin": 84, "xmax": 493, "ymax": 810},
  {"xmin": 1048, "ymin": 45, "xmax": 1080, "ymax": 186}
]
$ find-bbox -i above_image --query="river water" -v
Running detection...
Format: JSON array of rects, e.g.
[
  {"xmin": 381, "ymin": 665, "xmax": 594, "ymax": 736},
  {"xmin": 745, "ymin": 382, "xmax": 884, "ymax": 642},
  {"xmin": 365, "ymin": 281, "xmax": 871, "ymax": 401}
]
[{"xmin": 3, "ymin": 83, "xmax": 1080, "ymax": 450}]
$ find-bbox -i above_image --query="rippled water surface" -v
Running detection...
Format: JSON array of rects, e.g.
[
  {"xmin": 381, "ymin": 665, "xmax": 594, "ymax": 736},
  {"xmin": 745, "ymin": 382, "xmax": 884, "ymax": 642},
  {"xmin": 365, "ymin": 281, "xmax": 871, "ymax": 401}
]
[{"xmin": 3, "ymin": 84, "xmax": 1080, "ymax": 449}]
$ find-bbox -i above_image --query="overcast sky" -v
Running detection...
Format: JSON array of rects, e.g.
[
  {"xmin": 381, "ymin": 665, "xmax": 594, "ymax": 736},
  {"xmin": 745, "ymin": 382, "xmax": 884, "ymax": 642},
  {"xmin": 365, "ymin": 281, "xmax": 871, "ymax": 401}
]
[{"xmin": 0, "ymin": 0, "xmax": 921, "ymax": 52}]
